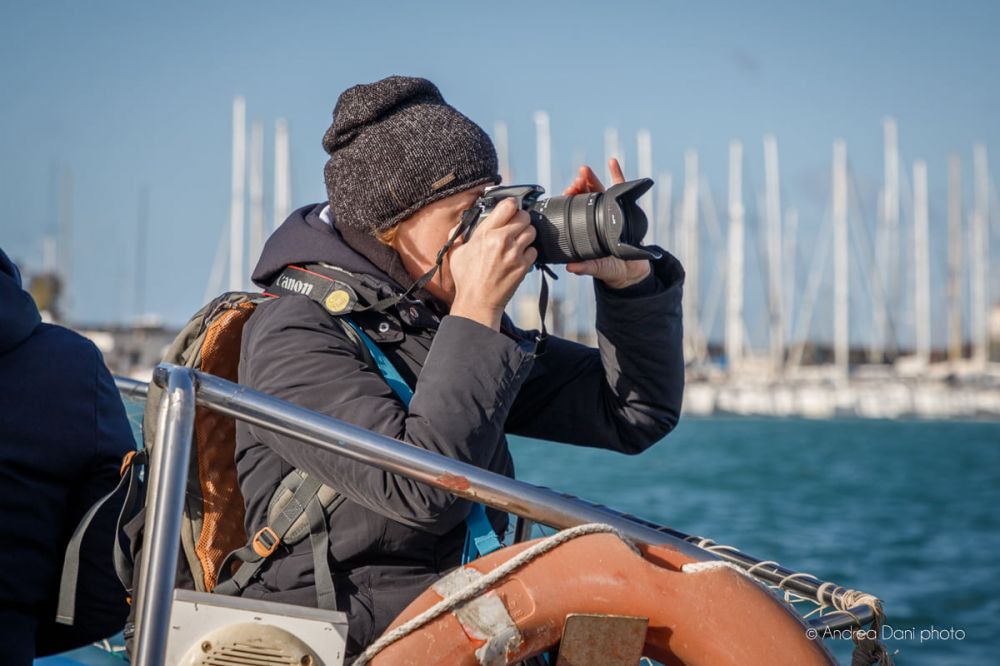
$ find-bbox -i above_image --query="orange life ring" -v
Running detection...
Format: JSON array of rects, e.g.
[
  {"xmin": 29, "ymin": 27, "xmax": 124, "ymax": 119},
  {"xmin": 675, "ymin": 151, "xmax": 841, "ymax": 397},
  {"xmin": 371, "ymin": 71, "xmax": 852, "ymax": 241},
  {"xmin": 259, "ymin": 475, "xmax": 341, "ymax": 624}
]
[{"xmin": 369, "ymin": 532, "xmax": 836, "ymax": 665}]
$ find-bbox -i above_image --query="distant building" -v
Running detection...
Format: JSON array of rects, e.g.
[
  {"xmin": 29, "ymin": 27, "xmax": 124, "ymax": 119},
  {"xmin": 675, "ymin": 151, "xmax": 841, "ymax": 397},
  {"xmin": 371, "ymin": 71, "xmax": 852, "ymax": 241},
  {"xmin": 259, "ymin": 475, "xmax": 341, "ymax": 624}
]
[
  {"xmin": 77, "ymin": 323, "xmax": 178, "ymax": 381},
  {"xmin": 27, "ymin": 272, "xmax": 62, "ymax": 322}
]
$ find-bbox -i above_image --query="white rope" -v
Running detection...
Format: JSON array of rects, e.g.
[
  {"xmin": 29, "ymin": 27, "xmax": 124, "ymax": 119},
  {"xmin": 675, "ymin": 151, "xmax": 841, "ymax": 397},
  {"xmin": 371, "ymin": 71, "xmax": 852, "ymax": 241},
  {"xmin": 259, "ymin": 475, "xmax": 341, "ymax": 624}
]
[
  {"xmin": 816, "ymin": 581, "xmax": 837, "ymax": 604},
  {"xmin": 680, "ymin": 560, "xmax": 754, "ymax": 580},
  {"xmin": 684, "ymin": 534, "xmax": 885, "ymax": 628},
  {"xmin": 822, "ymin": 586, "xmax": 884, "ymax": 624},
  {"xmin": 354, "ymin": 523, "xmax": 637, "ymax": 666},
  {"xmin": 745, "ymin": 559, "xmax": 780, "ymax": 576}
]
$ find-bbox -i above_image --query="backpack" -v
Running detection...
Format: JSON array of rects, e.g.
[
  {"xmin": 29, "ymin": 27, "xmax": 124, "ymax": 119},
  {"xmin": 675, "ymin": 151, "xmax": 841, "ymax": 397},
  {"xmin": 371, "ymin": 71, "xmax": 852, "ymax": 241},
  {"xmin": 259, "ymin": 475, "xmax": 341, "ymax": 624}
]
[
  {"xmin": 116, "ymin": 287, "xmax": 362, "ymax": 645},
  {"xmin": 54, "ymin": 291, "xmax": 270, "ymax": 637}
]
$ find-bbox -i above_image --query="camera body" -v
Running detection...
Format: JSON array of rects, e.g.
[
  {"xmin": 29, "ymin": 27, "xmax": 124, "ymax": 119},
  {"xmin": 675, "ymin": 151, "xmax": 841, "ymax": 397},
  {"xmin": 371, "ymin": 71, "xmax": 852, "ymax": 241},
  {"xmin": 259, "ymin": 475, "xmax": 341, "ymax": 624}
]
[{"xmin": 462, "ymin": 179, "xmax": 661, "ymax": 265}]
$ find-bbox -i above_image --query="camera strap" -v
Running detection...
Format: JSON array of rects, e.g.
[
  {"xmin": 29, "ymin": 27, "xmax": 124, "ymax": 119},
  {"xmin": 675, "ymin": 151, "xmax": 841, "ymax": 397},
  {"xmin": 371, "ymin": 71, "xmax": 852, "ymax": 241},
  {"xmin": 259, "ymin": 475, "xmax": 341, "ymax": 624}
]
[
  {"xmin": 534, "ymin": 265, "xmax": 556, "ymax": 355},
  {"xmin": 354, "ymin": 214, "xmax": 472, "ymax": 315}
]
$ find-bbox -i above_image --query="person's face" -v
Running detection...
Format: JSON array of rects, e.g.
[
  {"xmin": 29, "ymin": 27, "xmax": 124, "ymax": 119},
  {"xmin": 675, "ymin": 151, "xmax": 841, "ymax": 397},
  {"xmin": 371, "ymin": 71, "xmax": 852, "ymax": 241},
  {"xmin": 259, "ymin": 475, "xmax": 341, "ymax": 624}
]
[{"xmin": 390, "ymin": 185, "xmax": 487, "ymax": 304}]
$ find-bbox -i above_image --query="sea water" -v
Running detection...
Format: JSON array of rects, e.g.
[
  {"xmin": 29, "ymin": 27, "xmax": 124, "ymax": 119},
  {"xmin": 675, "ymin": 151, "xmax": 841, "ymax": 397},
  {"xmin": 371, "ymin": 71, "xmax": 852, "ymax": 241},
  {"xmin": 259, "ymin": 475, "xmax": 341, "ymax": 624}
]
[
  {"xmin": 510, "ymin": 418, "xmax": 1000, "ymax": 665},
  {"xmin": 50, "ymin": 402, "xmax": 999, "ymax": 665}
]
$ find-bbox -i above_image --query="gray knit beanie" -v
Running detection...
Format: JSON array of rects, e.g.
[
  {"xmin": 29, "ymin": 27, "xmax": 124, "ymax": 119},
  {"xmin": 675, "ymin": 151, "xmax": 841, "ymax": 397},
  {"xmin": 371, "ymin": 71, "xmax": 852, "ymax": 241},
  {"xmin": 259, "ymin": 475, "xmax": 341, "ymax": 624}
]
[{"xmin": 323, "ymin": 76, "xmax": 500, "ymax": 235}]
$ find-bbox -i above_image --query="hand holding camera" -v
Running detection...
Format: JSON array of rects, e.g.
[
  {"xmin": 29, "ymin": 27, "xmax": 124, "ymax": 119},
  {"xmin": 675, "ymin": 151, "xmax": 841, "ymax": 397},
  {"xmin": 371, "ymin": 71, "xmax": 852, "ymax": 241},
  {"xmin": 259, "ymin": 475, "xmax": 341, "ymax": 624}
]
[
  {"xmin": 449, "ymin": 198, "xmax": 537, "ymax": 331},
  {"xmin": 563, "ymin": 160, "xmax": 653, "ymax": 290}
]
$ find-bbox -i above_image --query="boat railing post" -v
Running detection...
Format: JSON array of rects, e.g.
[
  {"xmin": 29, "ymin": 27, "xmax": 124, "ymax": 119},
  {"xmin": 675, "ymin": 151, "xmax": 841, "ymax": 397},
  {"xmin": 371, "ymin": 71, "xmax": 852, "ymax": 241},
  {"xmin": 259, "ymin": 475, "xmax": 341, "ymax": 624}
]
[{"xmin": 132, "ymin": 364, "xmax": 196, "ymax": 666}]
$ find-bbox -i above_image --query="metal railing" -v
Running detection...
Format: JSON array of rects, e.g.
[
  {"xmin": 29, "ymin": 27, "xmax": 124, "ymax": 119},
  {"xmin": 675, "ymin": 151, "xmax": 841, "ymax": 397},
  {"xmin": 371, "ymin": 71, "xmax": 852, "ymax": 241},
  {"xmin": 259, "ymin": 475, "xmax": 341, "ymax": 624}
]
[{"xmin": 123, "ymin": 363, "xmax": 879, "ymax": 665}]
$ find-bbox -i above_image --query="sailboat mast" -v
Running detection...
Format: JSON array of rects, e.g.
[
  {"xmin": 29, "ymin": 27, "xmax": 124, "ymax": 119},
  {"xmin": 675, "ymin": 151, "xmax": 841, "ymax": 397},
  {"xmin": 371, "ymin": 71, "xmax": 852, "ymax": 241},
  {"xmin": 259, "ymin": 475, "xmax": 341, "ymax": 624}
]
[
  {"xmin": 883, "ymin": 118, "xmax": 900, "ymax": 350},
  {"xmin": 833, "ymin": 139, "xmax": 849, "ymax": 379},
  {"xmin": 534, "ymin": 111, "xmax": 552, "ymax": 195},
  {"xmin": 682, "ymin": 149, "xmax": 702, "ymax": 362},
  {"xmin": 58, "ymin": 168, "xmax": 72, "ymax": 320},
  {"xmin": 229, "ymin": 96, "xmax": 246, "ymax": 292},
  {"xmin": 726, "ymin": 141, "xmax": 744, "ymax": 372},
  {"xmin": 913, "ymin": 160, "xmax": 931, "ymax": 365},
  {"xmin": 249, "ymin": 120, "xmax": 265, "ymax": 270},
  {"xmin": 726, "ymin": 140, "xmax": 745, "ymax": 372},
  {"xmin": 274, "ymin": 118, "xmax": 291, "ymax": 230},
  {"xmin": 529, "ymin": 111, "xmax": 553, "ymax": 330},
  {"xmin": 604, "ymin": 127, "xmax": 622, "ymax": 181},
  {"xmin": 947, "ymin": 155, "xmax": 963, "ymax": 363},
  {"xmin": 764, "ymin": 134, "xmax": 784, "ymax": 374},
  {"xmin": 495, "ymin": 121, "xmax": 512, "ymax": 184},
  {"xmin": 656, "ymin": 172, "xmax": 673, "ymax": 250},
  {"xmin": 135, "ymin": 187, "xmax": 148, "ymax": 318},
  {"xmin": 785, "ymin": 206, "xmax": 799, "ymax": 352},
  {"xmin": 636, "ymin": 129, "xmax": 654, "ymax": 227},
  {"xmin": 870, "ymin": 122, "xmax": 890, "ymax": 364},
  {"xmin": 43, "ymin": 163, "xmax": 58, "ymax": 274},
  {"xmin": 971, "ymin": 144, "xmax": 990, "ymax": 368}
]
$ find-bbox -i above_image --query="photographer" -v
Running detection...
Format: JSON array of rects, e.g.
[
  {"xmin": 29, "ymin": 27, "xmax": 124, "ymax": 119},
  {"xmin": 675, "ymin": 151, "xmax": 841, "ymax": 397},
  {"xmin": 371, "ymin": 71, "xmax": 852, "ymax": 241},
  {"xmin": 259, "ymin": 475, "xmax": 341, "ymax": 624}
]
[{"xmin": 235, "ymin": 75, "xmax": 684, "ymax": 659}]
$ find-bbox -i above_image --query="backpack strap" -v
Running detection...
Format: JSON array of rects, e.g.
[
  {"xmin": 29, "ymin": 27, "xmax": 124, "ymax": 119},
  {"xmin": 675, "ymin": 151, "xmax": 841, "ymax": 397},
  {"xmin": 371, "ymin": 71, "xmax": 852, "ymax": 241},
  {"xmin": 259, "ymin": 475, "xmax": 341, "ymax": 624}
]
[
  {"xmin": 112, "ymin": 449, "xmax": 148, "ymax": 593},
  {"xmin": 55, "ymin": 448, "xmax": 147, "ymax": 625},
  {"xmin": 306, "ymin": 497, "xmax": 337, "ymax": 610},
  {"xmin": 213, "ymin": 458, "xmax": 346, "ymax": 608}
]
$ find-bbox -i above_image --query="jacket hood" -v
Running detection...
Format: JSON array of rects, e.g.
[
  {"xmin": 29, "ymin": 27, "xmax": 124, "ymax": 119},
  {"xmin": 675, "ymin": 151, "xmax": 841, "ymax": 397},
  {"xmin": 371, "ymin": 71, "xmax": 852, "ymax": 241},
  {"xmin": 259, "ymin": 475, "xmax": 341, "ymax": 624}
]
[
  {"xmin": 252, "ymin": 204, "xmax": 397, "ymax": 289},
  {"xmin": 0, "ymin": 248, "xmax": 41, "ymax": 353}
]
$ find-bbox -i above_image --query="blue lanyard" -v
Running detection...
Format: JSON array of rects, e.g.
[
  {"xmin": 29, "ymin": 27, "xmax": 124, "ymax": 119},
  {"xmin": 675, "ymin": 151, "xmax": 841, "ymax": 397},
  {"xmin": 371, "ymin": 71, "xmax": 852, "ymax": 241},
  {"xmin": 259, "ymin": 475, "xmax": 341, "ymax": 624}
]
[{"xmin": 341, "ymin": 318, "xmax": 502, "ymax": 564}]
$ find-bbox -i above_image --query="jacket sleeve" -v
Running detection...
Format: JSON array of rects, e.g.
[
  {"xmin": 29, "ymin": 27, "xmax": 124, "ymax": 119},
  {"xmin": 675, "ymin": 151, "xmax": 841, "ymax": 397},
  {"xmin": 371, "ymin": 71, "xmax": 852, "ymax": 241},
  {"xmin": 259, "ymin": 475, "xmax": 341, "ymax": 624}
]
[
  {"xmin": 505, "ymin": 252, "xmax": 685, "ymax": 454},
  {"xmin": 239, "ymin": 296, "xmax": 534, "ymax": 535}
]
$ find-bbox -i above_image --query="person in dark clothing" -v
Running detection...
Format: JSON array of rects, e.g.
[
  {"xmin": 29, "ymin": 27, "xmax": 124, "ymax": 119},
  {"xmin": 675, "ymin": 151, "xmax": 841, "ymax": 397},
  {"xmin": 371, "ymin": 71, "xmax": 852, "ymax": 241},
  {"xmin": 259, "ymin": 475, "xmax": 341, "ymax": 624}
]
[
  {"xmin": 0, "ymin": 248, "xmax": 133, "ymax": 664},
  {"xmin": 235, "ymin": 75, "xmax": 685, "ymax": 659}
]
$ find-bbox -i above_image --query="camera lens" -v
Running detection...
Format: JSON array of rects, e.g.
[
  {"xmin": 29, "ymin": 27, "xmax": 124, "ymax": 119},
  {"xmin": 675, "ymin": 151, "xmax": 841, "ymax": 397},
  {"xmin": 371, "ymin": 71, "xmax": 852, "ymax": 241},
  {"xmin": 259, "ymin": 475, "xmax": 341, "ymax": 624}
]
[
  {"xmin": 527, "ymin": 193, "xmax": 600, "ymax": 263},
  {"xmin": 525, "ymin": 178, "xmax": 657, "ymax": 264}
]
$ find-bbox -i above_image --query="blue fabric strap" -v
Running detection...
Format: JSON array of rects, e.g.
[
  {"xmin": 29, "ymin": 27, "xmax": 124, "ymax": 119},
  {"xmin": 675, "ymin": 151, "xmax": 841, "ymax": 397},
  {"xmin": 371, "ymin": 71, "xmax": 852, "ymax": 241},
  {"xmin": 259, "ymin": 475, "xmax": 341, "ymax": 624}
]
[
  {"xmin": 340, "ymin": 317, "xmax": 502, "ymax": 564},
  {"xmin": 463, "ymin": 503, "xmax": 503, "ymax": 562},
  {"xmin": 342, "ymin": 318, "xmax": 414, "ymax": 405}
]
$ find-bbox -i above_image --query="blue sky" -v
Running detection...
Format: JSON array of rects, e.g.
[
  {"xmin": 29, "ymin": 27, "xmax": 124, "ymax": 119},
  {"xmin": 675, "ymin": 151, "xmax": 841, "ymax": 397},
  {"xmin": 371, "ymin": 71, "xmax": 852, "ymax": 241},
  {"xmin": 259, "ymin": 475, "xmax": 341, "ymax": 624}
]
[{"xmin": 1, "ymin": 1, "xmax": 997, "ymax": 347}]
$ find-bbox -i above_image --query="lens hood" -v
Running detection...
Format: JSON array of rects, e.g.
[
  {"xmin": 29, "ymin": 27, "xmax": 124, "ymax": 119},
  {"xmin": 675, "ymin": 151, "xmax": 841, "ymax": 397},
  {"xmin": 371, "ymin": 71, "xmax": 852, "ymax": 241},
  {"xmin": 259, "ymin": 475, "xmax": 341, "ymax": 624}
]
[{"xmin": 599, "ymin": 178, "xmax": 662, "ymax": 261}]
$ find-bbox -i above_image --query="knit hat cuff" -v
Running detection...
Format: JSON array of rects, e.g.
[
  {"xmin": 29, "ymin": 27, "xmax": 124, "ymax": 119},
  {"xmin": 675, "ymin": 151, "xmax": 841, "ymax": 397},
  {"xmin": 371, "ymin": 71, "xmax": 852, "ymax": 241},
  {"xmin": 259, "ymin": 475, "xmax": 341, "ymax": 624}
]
[{"xmin": 381, "ymin": 173, "xmax": 500, "ymax": 230}]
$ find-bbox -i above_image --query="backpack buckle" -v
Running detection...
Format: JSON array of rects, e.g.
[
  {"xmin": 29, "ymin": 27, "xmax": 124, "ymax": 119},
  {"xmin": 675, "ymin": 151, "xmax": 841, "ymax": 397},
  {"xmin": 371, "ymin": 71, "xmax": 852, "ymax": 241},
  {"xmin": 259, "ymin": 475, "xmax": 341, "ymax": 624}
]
[
  {"xmin": 252, "ymin": 526, "xmax": 280, "ymax": 558},
  {"xmin": 120, "ymin": 450, "xmax": 138, "ymax": 477}
]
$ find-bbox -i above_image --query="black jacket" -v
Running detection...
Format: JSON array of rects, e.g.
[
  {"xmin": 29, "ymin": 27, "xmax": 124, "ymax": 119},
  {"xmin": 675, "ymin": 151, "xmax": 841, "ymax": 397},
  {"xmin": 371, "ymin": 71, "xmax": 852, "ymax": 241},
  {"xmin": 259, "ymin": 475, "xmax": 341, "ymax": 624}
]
[
  {"xmin": 235, "ymin": 204, "xmax": 685, "ymax": 656},
  {"xmin": 0, "ymin": 249, "xmax": 133, "ymax": 663}
]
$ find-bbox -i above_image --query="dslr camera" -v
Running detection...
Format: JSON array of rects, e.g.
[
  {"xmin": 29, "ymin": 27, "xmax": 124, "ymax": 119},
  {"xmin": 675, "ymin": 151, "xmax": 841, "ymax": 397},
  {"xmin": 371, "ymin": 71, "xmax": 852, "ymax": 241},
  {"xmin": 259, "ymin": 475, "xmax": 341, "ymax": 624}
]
[{"xmin": 462, "ymin": 178, "xmax": 662, "ymax": 264}]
